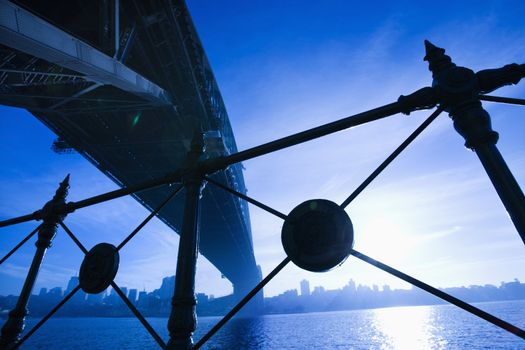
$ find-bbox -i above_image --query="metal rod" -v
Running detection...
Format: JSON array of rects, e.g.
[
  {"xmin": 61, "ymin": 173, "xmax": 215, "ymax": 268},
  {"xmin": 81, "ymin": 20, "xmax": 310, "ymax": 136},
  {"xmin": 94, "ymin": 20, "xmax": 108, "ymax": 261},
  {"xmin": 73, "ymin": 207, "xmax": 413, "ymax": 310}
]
[
  {"xmin": 480, "ymin": 95, "xmax": 525, "ymax": 106},
  {"xmin": 350, "ymin": 249, "xmax": 525, "ymax": 339},
  {"xmin": 0, "ymin": 173, "xmax": 180, "ymax": 228},
  {"xmin": 69, "ymin": 174, "xmax": 179, "ymax": 212},
  {"xmin": 0, "ymin": 224, "xmax": 42, "ymax": 265},
  {"xmin": 206, "ymin": 101, "xmax": 404, "ymax": 171},
  {"xmin": 111, "ymin": 282, "xmax": 166, "ymax": 349},
  {"xmin": 474, "ymin": 143, "xmax": 525, "ymax": 246},
  {"xmin": 340, "ymin": 108, "xmax": 443, "ymax": 208},
  {"xmin": 0, "ymin": 243, "xmax": 47, "ymax": 348},
  {"xmin": 205, "ymin": 176, "xmax": 288, "ymax": 220},
  {"xmin": 0, "ymin": 213, "xmax": 40, "ymax": 228},
  {"xmin": 59, "ymin": 221, "xmax": 88, "ymax": 254},
  {"xmin": 14, "ymin": 285, "xmax": 81, "ymax": 349},
  {"xmin": 193, "ymin": 257, "xmax": 291, "ymax": 350},
  {"xmin": 167, "ymin": 178, "xmax": 204, "ymax": 350},
  {"xmin": 117, "ymin": 184, "xmax": 183, "ymax": 251}
]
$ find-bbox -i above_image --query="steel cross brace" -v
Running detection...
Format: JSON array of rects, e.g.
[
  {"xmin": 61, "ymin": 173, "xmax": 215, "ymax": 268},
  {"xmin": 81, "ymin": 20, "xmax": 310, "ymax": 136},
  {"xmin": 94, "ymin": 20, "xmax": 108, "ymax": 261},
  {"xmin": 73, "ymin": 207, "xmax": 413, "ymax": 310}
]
[{"xmin": 399, "ymin": 41, "xmax": 525, "ymax": 245}]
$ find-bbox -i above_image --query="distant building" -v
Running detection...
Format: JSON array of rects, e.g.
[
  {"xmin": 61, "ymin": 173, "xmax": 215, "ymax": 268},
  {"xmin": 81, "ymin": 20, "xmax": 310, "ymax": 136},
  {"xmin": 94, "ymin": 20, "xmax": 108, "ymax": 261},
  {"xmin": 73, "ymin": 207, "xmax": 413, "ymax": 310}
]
[
  {"xmin": 128, "ymin": 289, "xmax": 138, "ymax": 304},
  {"xmin": 196, "ymin": 293, "xmax": 208, "ymax": 304},
  {"xmin": 105, "ymin": 287, "xmax": 120, "ymax": 305},
  {"xmin": 38, "ymin": 288, "xmax": 47, "ymax": 297},
  {"xmin": 347, "ymin": 279, "xmax": 356, "ymax": 294},
  {"xmin": 65, "ymin": 276, "xmax": 86, "ymax": 303},
  {"xmin": 65, "ymin": 276, "xmax": 79, "ymax": 295},
  {"xmin": 300, "ymin": 279, "xmax": 310, "ymax": 297},
  {"xmin": 312, "ymin": 286, "xmax": 325, "ymax": 295},
  {"xmin": 155, "ymin": 276, "xmax": 175, "ymax": 300},
  {"xmin": 86, "ymin": 290, "xmax": 105, "ymax": 305},
  {"xmin": 48, "ymin": 287, "xmax": 63, "ymax": 298},
  {"xmin": 137, "ymin": 290, "xmax": 148, "ymax": 308}
]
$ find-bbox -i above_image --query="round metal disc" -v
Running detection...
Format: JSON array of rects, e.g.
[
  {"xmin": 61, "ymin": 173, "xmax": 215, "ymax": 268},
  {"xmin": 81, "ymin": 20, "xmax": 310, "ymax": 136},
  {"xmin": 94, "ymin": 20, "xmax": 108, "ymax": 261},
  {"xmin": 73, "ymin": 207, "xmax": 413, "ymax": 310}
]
[
  {"xmin": 79, "ymin": 243, "xmax": 119, "ymax": 294},
  {"xmin": 281, "ymin": 199, "xmax": 354, "ymax": 272}
]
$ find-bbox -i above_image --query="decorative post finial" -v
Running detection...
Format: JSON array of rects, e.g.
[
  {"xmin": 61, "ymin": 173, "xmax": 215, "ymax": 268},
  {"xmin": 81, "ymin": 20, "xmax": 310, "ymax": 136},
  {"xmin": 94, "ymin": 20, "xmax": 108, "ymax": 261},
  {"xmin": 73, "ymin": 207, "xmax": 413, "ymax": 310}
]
[
  {"xmin": 423, "ymin": 40, "xmax": 455, "ymax": 77},
  {"xmin": 54, "ymin": 174, "xmax": 70, "ymax": 201}
]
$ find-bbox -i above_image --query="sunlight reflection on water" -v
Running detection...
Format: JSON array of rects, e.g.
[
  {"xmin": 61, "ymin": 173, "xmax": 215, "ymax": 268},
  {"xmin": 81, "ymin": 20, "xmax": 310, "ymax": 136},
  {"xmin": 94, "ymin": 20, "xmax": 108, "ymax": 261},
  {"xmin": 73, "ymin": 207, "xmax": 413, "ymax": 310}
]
[{"xmin": 371, "ymin": 305, "xmax": 446, "ymax": 349}]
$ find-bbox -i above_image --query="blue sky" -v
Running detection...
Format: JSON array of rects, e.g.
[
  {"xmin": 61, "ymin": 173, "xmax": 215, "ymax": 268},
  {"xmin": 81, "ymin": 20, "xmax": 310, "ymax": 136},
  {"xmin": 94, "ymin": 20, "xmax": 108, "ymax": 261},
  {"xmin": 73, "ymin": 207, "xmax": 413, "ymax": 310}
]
[{"xmin": 1, "ymin": 0, "xmax": 525, "ymax": 298}]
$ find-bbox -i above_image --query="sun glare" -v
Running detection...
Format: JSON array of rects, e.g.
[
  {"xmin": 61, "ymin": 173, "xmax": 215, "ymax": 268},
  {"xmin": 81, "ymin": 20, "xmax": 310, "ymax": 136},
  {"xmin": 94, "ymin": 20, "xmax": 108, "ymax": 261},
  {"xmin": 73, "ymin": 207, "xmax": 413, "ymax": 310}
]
[{"xmin": 353, "ymin": 213, "xmax": 420, "ymax": 264}]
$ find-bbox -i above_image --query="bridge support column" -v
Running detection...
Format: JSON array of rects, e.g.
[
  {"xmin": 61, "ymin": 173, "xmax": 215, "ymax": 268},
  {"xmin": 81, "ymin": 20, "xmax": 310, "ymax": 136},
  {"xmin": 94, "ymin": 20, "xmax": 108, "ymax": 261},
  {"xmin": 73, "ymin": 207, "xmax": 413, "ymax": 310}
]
[
  {"xmin": 167, "ymin": 136, "xmax": 205, "ymax": 350},
  {"xmin": 233, "ymin": 265, "xmax": 264, "ymax": 317}
]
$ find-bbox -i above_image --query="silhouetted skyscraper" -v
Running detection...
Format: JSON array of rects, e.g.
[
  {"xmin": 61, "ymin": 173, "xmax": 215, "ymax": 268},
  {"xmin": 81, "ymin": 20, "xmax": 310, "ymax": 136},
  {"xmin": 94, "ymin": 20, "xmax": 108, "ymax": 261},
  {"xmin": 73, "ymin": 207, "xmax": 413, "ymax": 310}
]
[
  {"xmin": 300, "ymin": 279, "xmax": 310, "ymax": 297},
  {"xmin": 156, "ymin": 276, "xmax": 175, "ymax": 300},
  {"xmin": 65, "ymin": 276, "xmax": 86, "ymax": 303},
  {"xmin": 347, "ymin": 279, "xmax": 356, "ymax": 294},
  {"xmin": 137, "ymin": 290, "xmax": 148, "ymax": 308},
  {"xmin": 65, "ymin": 277, "xmax": 78, "ymax": 295}
]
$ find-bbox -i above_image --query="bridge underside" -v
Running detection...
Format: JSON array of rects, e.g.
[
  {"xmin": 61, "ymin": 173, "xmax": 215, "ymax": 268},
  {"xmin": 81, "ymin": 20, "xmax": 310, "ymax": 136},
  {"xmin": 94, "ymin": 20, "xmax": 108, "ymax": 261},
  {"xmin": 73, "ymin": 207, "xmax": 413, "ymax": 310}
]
[{"xmin": 0, "ymin": 0, "xmax": 260, "ymax": 291}]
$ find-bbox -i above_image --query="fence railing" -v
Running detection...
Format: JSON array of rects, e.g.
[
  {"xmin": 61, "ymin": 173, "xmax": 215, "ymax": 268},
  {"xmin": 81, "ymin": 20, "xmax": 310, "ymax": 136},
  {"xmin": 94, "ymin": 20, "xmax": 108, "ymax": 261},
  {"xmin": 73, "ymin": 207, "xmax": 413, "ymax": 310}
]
[{"xmin": 1, "ymin": 41, "xmax": 525, "ymax": 349}]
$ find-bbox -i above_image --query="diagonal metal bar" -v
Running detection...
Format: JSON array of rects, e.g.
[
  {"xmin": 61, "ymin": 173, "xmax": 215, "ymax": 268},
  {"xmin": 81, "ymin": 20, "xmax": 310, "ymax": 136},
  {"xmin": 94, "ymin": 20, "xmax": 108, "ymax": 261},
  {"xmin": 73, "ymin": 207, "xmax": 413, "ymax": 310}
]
[
  {"xmin": 66, "ymin": 173, "xmax": 181, "ymax": 213},
  {"xmin": 117, "ymin": 184, "xmax": 184, "ymax": 251},
  {"xmin": 0, "ymin": 213, "xmax": 41, "ymax": 229},
  {"xmin": 204, "ymin": 176, "xmax": 288, "ymax": 220},
  {"xmin": 0, "ymin": 224, "xmax": 42, "ymax": 265},
  {"xmin": 14, "ymin": 285, "xmax": 81, "ymax": 349},
  {"xmin": 350, "ymin": 249, "xmax": 525, "ymax": 340},
  {"xmin": 0, "ymin": 172, "xmax": 181, "ymax": 228},
  {"xmin": 205, "ymin": 101, "xmax": 406, "ymax": 172},
  {"xmin": 480, "ymin": 95, "xmax": 525, "ymax": 106},
  {"xmin": 193, "ymin": 257, "xmax": 291, "ymax": 350},
  {"xmin": 340, "ymin": 108, "xmax": 443, "ymax": 209},
  {"xmin": 60, "ymin": 219, "xmax": 168, "ymax": 349},
  {"xmin": 110, "ymin": 281, "xmax": 166, "ymax": 349},
  {"xmin": 59, "ymin": 221, "xmax": 88, "ymax": 254},
  {"xmin": 60, "ymin": 223, "xmax": 166, "ymax": 348}
]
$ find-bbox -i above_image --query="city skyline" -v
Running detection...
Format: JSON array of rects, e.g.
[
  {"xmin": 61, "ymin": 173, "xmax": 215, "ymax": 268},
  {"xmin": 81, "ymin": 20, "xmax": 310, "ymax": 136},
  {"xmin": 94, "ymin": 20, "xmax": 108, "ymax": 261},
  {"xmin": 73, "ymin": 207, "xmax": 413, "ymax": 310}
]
[
  {"xmin": 1, "ymin": 274, "xmax": 523, "ymax": 319},
  {"xmin": 1, "ymin": 0, "xmax": 525, "ymax": 300},
  {"xmin": 2, "ymin": 273, "xmax": 524, "ymax": 301}
]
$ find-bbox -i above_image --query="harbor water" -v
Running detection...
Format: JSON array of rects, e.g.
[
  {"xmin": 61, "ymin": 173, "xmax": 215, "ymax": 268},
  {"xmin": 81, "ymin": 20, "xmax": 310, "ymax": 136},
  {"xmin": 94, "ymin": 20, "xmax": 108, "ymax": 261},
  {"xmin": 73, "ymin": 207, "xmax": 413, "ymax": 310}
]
[{"xmin": 22, "ymin": 300, "xmax": 525, "ymax": 349}]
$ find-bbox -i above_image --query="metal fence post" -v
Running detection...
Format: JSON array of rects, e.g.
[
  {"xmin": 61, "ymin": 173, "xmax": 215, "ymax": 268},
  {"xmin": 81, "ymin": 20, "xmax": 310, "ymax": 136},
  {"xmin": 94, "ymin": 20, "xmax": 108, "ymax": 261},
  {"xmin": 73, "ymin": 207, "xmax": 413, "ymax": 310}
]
[
  {"xmin": 167, "ymin": 135, "xmax": 205, "ymax": 350},
  {"xmin": 423, "ymin": 41, "xmax": 525, "ymax": 245},
  {"xmin": 0, "ymin": 175, "xmax": 70, "ymax": 349}
]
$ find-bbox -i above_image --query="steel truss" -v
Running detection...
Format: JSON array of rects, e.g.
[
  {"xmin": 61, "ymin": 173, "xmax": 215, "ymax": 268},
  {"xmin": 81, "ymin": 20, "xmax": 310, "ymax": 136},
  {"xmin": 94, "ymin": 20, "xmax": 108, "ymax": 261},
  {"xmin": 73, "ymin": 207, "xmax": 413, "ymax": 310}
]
[{"xmin": 1, "ymin": 41, "xmax": 525, "ymax": 349}]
